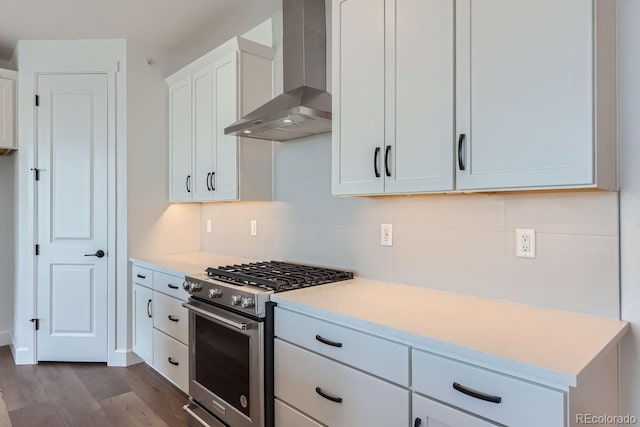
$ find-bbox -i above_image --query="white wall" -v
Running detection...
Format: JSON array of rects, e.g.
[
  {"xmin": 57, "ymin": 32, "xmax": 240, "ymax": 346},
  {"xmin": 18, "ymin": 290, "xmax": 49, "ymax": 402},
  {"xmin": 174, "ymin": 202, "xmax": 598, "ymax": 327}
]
[
  {"xmin": 127, "ymin": 42, "xmax": 201, "ymax": 259},
  {"xmin": 0, "ymin": 154, "xmax": 15, "ymax": 346},
  {"xmin": 618, "ymin": 0, "xmax": 640, "ymax": 418}
]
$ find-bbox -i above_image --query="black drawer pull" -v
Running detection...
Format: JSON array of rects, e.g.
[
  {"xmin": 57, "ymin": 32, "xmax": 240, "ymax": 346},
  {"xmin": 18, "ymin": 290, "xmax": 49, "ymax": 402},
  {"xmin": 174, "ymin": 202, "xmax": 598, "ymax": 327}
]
[
  {"xmin": 414, "ymin": 418, "xmax": 422, "ymax": 427},
  {"xmin": 457, "ymin": 134, "xmax": 466, "ymax": 171},
  {"xmin": 453, "ymin": 382, "xmax": 502, "ymax": 404},
  {"xmin": 168, "ymin": 357, "xmax": 179, "ymax": 366},
  {"xmin": 168, "ymin": 315, "xmax": 179, "ymax": 322},
  {"xmin": 167, "ymin": 283, "xmax": 179, "ymax": 290},
  {"xmin": 374, "ymin": 147, "xmax": 381, "ymax": 178},
  {"xmin": 315, "ymin": 387, "xmax": 342, "ymax": 403},
  {"xmin": 137, "ymin": 274, "xmax": 146, "ymax": 279},
  {"xmin": 315, "ymin": 335, "xmax": 343, "ymax": 348},
  {"xmin": 384, "ymin": 145, "xmax": 392, "ymax": 177}
]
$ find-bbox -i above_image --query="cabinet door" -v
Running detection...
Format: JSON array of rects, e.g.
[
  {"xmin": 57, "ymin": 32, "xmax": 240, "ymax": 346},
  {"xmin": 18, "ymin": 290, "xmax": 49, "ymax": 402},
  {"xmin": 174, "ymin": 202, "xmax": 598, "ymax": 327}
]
[
  {"xmin": 384, "ymin": 0, "xmax": 454, "ymax": 194},
  {"xmin": 213, "ymin": 54, "xmax": 239, "ymax": 201},
  {"xmin": 169, "ymin": 78, "xmax": 193, "ymax": 202},
  {"xmin": 413, "ymin": 393, "xmax": 498, "ymax": 427},
  {"xmin": 0, "ymin": 77, "xmax": 14, "ymax": 149},
  {"xmin": 192, "ymin": 67, "xmax": 216, "ymax": 201},
  {"xmin": 132, "ymin": 284, "xmax": 153, "ymax": 364},
  {"xmin": 332, "ymin": 0, "xmax": 386, "ymax": 196},
  {"xmin": 456, "ymin": 0, "xmax": 593, "ymax": 190}
]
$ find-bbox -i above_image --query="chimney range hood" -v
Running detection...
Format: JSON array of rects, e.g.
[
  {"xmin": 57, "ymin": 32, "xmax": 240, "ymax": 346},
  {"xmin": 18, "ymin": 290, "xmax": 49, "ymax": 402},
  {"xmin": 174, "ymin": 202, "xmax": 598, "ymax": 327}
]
[{"xmin": 224, "ymin": 0, "xmax": 331, "ymax": 142}]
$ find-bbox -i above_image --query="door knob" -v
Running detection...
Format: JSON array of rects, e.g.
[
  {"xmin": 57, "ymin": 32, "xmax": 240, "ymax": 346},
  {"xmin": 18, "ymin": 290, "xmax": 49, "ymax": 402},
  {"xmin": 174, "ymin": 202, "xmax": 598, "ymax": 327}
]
[{"xmin": 84, "ymin": 250, "xmax": 106, "ymax": 258}]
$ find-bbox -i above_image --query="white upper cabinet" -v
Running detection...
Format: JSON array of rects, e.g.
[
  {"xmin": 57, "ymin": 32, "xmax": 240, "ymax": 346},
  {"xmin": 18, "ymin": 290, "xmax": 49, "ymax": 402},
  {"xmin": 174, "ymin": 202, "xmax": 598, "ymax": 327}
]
[
  {"xmin": 0, "ymin": 69, "xmax": 18, "ymax": 151},
  {"xmin": 166, "ymin": 38, "xmax": 275, "ymax": 203},
  {"xmin": 169, "ymin": 78, "xmax": 193, "ymax": 202},
  {"xmin": 332, "ymin": 0, "xmax": 386, "ymax": 196},
  {"xmin": 333, "ymin": 0, "xmax": 617, "ymax": 195}
]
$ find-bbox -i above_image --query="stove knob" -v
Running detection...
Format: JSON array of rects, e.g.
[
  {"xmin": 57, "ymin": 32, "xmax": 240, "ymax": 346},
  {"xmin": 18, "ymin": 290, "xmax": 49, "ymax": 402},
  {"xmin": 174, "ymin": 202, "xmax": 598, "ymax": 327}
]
[
  {"xmin": 189, "ymin": 282, "xmax": 202, "ymax": 293},
  {"xmin": 208, "ymin": 288, "xmax": 222, "ymax": 299},
  {"xmin": 231, "ymin": 295, "xmax": 243, "ymax": 306},
  {"xmin": 240, "ymin": 297, "xmax": 255, "ymax": 309},
  {"xmin": 182, "ymin": 281, "xmax": 191, "ymax": 291}
]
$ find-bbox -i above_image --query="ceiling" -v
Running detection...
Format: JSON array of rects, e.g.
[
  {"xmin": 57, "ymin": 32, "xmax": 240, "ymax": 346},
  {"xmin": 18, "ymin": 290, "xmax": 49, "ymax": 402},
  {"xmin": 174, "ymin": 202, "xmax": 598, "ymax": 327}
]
[{"xmin": 0, "ymin": 0, "xmax": 281, "ymax": 60}]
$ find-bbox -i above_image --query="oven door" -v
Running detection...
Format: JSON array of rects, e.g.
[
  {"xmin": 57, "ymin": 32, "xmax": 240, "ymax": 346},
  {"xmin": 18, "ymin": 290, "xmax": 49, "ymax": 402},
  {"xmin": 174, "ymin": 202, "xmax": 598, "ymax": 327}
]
[{"xmin": 184, "ymin": 299, "xmax": 264, "ymax": 427}]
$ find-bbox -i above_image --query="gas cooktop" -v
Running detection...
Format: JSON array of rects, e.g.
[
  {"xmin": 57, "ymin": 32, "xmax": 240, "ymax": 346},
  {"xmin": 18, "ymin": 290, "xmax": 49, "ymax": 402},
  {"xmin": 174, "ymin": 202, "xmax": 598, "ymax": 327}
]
[{"xmin": 205, "ymin": 261, "xmax": 354, "ymax": 292}]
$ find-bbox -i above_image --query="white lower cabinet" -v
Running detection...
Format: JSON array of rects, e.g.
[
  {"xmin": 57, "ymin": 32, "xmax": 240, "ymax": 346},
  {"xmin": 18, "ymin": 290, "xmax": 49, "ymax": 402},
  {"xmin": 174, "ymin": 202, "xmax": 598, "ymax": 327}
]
[
  {"xmin": 153, "ymin": 329, "xmax": 189, "ymax": 392},
  {"xmin": 132, "ymin": 284, "xmax": 153, "ymax": 364},
  {"xmin": 412, "ymin": 349, "xmax": 564, "ymax": 427},
  {"xmin": 412, "ymin": 393, "xmax": 498, "ymax": 427},
  {"xmin": 275, "ymin": 339, "xmax": 409, "ymax": 427},
  {"xmin": 274, "ymin": 398, "xmax": 323, "ymax": 427},
  {"xmin": 131, "ymin": 262, "xmax": 189, "ymax": 394}
]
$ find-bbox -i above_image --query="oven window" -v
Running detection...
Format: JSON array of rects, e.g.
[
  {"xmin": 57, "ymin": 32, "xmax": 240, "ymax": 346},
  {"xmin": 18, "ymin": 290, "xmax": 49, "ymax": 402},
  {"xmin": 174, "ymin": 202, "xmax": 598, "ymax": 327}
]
[{"xmin": 195, "ymin": 315, "xmax": 251, "ymax": 417}]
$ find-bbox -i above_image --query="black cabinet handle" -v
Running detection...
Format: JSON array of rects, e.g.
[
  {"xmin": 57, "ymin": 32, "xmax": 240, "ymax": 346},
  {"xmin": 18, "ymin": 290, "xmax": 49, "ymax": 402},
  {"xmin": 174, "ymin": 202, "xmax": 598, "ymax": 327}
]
[
  {"xmin": 457, "ymin": 134, "xmax": 466, "ymax": 171},
  {"xmin": 374, "ymin": 147, "xmax": 381, "ymax": 178},
  {"xmin": 384, "ymin": 146, "xmax": 392, "ymax": 177},
  {"xmin": 414, "ymin": 418, "xmax": 422, "ymax": 427},
  {"xmin": 84, "ymin": 250, "xmax": 105, "ymax": 258},
  {"xmin": 453, "ymin": 382, "xmax": 502, "ymax": 404},
  {"xmin": 167, "ymin": 315, "xmax": 179, "ymax": 322},
  {"xmin": 146, "ymin": 299, "xmax": 152, "ymax": 318},
  {"xmin": 186, "ymin": 175, "xmax": 191, "ymax": 193},
  {"xmin": 315, "ymin": 387, "xmax": 342, "ymax": 403},
  {"xmin": 210, "ymin": 172, "xmax": 215, "ymax": 191},
  {"xmin": 136, "ymin": 274, "xmax": 146, "ymax": 279},
  {"xmin": 315, "ymin": 335, "xmax": 343, "ymax": 348},
  {"xmin": 168, "ymin": 357, "xmax": 179, "ymax": 366},
  {"xmin": 168, "ymin": 283, "xmax": 179, "ymax": 290},
  {"xmin": 206, "ymin": 173, "xmax": 211, "ymax": 191}
]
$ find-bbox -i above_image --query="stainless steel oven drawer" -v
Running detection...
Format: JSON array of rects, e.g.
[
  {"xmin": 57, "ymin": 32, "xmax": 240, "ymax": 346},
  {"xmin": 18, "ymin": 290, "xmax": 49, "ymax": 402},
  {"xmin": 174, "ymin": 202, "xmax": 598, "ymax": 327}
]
[{"xmin": 184, "ymin": 402, "xmax": 226, "ymax": 427}]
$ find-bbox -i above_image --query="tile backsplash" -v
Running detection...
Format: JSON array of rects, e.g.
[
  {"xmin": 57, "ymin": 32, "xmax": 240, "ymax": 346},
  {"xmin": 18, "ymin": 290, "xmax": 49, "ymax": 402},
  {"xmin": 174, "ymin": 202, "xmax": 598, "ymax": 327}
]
[{"xmin": 201, "ymin": 134, "xmax": 619, "ymax": 318}]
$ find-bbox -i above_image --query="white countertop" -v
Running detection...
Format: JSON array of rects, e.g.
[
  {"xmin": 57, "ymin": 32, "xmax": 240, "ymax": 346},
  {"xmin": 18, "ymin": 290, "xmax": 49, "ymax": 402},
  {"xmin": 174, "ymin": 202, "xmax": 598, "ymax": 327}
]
[
  {"xmin": 129, "ymin": 252, "xmax": 251, "ymax": 277},
  {"xmin": 129, "ymin": 252, "xmax": 628, "ymax": 389},
  {"xmin": 271, "ymin": 278, "xmax": 629, "ymax": 389}
]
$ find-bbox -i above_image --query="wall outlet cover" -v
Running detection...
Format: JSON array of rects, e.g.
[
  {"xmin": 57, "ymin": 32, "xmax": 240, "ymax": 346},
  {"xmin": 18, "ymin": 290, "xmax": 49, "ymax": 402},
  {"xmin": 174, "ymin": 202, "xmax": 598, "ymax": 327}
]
[{"xmin": 516, "ymin": 228, "xmax": 536, "ymax": 258}]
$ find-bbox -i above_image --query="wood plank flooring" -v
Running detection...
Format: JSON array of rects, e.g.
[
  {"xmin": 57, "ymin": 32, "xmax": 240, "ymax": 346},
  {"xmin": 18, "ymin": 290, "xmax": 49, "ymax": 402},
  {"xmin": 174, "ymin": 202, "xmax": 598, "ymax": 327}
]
[{"xmin": 0, "ymin": 346, "xmax": 190, "ymax": 427}]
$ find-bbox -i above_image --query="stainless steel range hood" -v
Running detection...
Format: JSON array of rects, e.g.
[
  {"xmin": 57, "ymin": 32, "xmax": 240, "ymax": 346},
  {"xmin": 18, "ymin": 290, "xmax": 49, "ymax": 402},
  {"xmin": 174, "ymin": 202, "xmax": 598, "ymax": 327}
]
[{"xmin": 225, "ymin": 0, "xmax": 331, "ymax": 142}]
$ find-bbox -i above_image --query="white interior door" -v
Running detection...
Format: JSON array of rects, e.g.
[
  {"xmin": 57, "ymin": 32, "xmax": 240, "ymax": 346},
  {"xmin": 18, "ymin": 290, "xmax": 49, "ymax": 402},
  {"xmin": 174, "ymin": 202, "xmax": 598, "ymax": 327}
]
[{"xmin": 36, "ymin": 73, "xmax": 109, "ymax": 362}]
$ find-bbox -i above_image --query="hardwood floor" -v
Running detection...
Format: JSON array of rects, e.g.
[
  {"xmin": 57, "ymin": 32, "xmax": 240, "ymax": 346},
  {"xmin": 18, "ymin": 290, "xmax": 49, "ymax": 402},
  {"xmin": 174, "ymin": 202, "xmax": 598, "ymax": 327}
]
[{"xmin": 0, "ymin": 346, "xmax": 190, "ymax": 427}]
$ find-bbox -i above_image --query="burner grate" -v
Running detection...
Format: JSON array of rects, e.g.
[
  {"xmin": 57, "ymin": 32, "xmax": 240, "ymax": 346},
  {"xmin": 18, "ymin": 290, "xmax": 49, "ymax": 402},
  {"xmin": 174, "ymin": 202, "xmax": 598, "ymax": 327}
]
[{"xmin": 205, "ymin": 261, "xmax": 353, "ymax": 292}]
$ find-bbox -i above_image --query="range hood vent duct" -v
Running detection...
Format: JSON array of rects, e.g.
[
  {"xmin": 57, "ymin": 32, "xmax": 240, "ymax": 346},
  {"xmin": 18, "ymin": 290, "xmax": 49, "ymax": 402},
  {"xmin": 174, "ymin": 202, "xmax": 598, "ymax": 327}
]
[{"xmin": 225, "ymin": 0, "xmax": 331, "ymax": 142}]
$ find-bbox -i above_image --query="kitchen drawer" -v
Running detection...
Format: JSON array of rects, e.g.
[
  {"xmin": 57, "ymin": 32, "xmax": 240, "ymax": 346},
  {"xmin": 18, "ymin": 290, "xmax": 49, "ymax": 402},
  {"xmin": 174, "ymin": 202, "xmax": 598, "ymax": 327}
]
[
  {"xmin": 153, "ymin": 270, "xmax": 189, "ymax": 301},
  {"xmin": 275, "ymin": 307, "xmax": 409, "ymax": 386},
  {"xmin": 275, "ymin": 339, "xmax": 409, "ymax": 427},
  {"xmin": 413, "ymin": 392, "xmax": 499, "ymax": 427},
  {"xmin": 153, "ymin": 291, "xmax": 188, "ymax": 345},
  {"xmin": 153, "ymin": 329, "xmax": 189, "ymax": 393},
  {"xmin": 132, "ymin": 265, "xmax": 153, "ymax": 288},
  {"xmin": 275, "ymin": 399, "xmax": 323, "ymax": 427},
  {"xmin": 412, "ymin": 349, "xmax": 565, "ymax": 427}
]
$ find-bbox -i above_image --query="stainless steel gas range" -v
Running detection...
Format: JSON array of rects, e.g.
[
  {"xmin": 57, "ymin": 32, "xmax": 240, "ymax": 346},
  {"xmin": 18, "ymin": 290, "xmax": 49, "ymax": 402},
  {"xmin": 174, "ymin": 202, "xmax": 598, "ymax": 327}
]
[{"xmin": 181, "ymin": 261, "xmax": 354, "ymax": 427}]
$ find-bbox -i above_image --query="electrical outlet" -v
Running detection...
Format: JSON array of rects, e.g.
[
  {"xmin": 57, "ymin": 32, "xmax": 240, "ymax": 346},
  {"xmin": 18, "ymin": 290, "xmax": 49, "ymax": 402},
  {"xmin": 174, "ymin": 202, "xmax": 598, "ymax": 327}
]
[
  {"xmin": 206, "ymin": 219, "xmax": 212, "ymax": 233},
  {"xmin": 381, "ymin": 224, "xmax": 393, "ymax": 247},
  {"xmin": 516, "ymin": 228, "xmax": 536, "ymax": 258},
  {"xmin": 250, "ymin": 220, "xmax": 258, "ymax": 236}
]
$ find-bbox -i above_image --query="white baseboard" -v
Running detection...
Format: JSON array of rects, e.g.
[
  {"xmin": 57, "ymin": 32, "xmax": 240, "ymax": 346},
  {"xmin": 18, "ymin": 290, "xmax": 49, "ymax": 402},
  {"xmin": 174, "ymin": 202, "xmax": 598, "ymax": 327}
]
[
  {"xmin": 109, "ymin": 349, "xmax": 143, "ymax": 367},
  {"xmin": 12, "ymin": 346, "xmax": 35, "ymax": 365},
  {"xmin": 0, "ymin": 330, "xmax": 11, "ymax": 347}
]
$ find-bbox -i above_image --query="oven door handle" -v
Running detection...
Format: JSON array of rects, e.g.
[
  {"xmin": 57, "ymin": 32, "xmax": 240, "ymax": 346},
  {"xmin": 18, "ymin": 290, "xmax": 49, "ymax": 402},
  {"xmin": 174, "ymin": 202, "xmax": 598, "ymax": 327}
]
[{"xmin": 182, "ymin": 302, "xmax": 249, "ymax": 331}]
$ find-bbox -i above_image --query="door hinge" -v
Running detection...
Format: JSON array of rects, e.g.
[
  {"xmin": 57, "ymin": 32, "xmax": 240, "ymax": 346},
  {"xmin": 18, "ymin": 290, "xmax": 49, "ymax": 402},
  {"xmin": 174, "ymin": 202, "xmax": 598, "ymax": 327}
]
[
  {"xmin": 35, "ymin": 244, "xmax": 40, "ymax": 256},
  {"xmin": 30, "ymin": 318, "xmax": 40, "ymax": 331},
  {"xmin": 35, "ymin": 94, "xmax": 40, "ymax": 106},
  {"xmin": 30, "ymin": 168, "xmax": 41, "ymax": 181}
]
